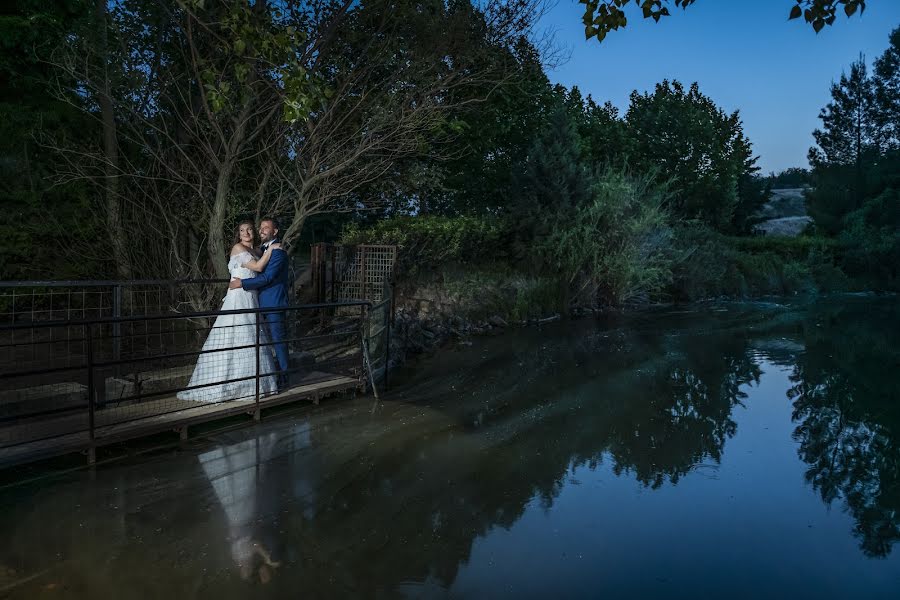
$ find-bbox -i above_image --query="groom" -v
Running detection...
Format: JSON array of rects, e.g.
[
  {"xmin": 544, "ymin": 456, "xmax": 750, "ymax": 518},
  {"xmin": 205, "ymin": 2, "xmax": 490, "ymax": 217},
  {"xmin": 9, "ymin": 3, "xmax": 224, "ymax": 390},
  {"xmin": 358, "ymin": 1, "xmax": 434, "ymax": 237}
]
[{"xmin": 229, "ymin": 216, "xmax": 290, "ymax": 389}]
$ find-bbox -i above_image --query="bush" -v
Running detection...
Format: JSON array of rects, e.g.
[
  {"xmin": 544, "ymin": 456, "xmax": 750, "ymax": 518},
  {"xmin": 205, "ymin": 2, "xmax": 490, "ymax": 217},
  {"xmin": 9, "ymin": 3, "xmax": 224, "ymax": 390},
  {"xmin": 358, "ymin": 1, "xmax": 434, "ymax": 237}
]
[
  {"xmin": 839, "ymin": 188, "xmax": 900, "ymax": 290},
  {"xmin": 540, "ymin": 167, "xmax": 673, "ymax": 306},
  {"xmin": 669, "ymin": 225, "xmax": 851, "ymax": 300},
  {"xmin": 340, "ymin": 215, "xmax": 508, "ymax": 275},
  {"xmin": 438, "ymin": 265, "xmax": 567, "ymax": 321}
]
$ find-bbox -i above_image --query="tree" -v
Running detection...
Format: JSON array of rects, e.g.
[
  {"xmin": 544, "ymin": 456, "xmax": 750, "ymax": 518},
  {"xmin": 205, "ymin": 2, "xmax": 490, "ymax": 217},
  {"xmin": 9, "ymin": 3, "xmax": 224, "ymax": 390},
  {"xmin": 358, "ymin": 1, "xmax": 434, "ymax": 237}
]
[
  {"xmin": 271, "ymin": 0, "xmax": 550, "ymax": 241},
  {"xmin": 0, "ymin": 0, "xmax": 97, "ymax": 280},
  {"xmin": 48, "ymin": 0, "xmax": 338, "ymax": 285},
  {"xmin": 624, "ymin": 80, "xmax": 759, "ymax": 231},
  {"xmin": 579, "ymin": 0, "xmax": 867, "ymax": 43},
  {"xmin": 507, "ymin": 105, "xmax": 592, "ymax": 259},
  {"xmin": 807, "ymin": 56, "xmax": 881, "ymax": 232},
  {"xmin": 809, "ymin": 56, "xmax": 881, "ymax": 169},
  {"xmin": 873, "ymin": 26, "xmax": 900, "ymax": 150}
]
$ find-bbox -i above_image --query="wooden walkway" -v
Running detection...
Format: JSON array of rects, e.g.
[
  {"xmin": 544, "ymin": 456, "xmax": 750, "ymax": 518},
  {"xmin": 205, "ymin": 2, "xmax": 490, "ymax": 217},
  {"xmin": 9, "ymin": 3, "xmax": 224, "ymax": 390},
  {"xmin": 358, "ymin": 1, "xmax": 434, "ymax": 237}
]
[{"xmin": 0, "ymin": 371, "xmax": 361, "ymax": 469}]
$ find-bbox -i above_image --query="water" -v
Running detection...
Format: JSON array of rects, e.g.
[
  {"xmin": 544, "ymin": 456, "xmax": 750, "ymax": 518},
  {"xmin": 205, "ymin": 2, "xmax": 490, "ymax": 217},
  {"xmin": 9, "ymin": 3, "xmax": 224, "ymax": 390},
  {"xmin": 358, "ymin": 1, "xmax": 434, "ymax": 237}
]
[{"xmin": 1, "ymin": 296, "xmax": 899, "ymax": 598}]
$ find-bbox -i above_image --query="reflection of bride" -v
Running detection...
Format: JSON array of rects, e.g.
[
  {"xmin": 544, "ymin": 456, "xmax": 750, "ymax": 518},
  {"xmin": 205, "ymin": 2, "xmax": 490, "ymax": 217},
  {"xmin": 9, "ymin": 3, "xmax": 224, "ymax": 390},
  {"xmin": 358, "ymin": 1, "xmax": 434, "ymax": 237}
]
[
  {"xmin": 199, "ymin": 432, "xmax": 281, "ymax": 583},
  {"xmin": 178, "ymin": 221, "xmax": 279, "ymax": 403}
]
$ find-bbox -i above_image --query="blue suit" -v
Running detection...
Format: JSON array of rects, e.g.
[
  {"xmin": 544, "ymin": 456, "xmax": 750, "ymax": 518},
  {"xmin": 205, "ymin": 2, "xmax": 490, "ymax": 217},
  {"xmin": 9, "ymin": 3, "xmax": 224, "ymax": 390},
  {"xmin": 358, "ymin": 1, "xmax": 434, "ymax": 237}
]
[{"xmin": 242, "ymin": 243, "xmax": 290, "ymax": 383}]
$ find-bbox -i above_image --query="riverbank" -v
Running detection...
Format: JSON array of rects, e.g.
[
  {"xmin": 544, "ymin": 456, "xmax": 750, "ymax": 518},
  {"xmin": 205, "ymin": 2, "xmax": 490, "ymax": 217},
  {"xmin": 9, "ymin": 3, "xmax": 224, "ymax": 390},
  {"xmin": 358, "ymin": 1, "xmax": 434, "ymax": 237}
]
[{"xmin": 384, "ymin": 275, "xmax": 894, "ymax": 374}]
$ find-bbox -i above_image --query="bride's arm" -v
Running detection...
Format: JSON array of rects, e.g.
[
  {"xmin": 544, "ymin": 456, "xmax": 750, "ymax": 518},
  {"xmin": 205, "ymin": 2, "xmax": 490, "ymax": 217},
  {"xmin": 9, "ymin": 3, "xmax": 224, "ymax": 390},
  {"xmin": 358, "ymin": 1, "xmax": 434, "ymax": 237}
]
[{"xmin": 241, "ymin": 243, "xmax": 281, "ymax": 272}]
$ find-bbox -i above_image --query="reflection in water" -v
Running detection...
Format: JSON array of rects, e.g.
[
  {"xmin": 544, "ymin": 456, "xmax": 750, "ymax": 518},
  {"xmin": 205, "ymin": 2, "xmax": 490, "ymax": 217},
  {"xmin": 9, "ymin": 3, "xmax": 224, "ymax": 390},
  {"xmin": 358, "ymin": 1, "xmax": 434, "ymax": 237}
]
[
  {"xmin": 788, "ymin": 300, "xmax": 900, "ymax": 557},
  {"xmin": 200, "ymin": 433, "xmax": 282, "ymax": 582},
  {"xmin": 0, "ymin": 297, "xmax": 898, "ymax": 597}
]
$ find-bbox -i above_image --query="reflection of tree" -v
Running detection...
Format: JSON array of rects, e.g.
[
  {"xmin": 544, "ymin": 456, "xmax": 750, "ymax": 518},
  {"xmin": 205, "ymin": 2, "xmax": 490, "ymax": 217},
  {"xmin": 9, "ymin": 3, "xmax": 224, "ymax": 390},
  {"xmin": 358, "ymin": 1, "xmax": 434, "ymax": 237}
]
[
  {"xmin": 604, "ymin": 348, "xmax": 759, "ymax": 488},
  {"xmin": 238, "ymin": 314, "xmax": 768, "ymax": 594},
  {"xmin": 789, "ymin": 300, "xmax": 900, "ymax": 557},
  {"xmin": 17, "ymin": 302, "xmax": 900, "ymax": 595},
  {"xmin": 485, "ymin": 317, "xmax": 760, "ymax": 490}
]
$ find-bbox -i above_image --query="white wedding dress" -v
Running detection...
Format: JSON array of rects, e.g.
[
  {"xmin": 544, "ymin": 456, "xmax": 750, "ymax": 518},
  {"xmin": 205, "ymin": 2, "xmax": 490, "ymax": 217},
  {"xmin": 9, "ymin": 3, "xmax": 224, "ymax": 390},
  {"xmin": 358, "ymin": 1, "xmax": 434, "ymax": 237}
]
[{"xmin": 178, "ymin": 251, "xmax": 279, "ymax": 403}]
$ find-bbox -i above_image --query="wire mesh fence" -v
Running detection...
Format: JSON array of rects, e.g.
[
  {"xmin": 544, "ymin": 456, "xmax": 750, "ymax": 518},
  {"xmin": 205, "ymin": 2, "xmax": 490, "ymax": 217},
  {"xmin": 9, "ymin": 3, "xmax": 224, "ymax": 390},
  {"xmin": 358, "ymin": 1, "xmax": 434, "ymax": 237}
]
[
  {"xmin": 310, "ymin": 244, "xmax": 397, "ymax": 304},
  {"xmin": 0, "ymin": 280, "xmax": 226, "ymax": 377}
]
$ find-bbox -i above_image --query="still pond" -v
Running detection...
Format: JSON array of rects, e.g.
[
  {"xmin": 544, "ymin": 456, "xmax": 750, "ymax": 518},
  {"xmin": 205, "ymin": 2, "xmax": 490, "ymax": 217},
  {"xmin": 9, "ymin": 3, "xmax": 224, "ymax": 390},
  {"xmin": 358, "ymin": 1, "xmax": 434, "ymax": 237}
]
[{"xmin": 1, "ymin": 296, "xmax": 899, "ymax": 598}]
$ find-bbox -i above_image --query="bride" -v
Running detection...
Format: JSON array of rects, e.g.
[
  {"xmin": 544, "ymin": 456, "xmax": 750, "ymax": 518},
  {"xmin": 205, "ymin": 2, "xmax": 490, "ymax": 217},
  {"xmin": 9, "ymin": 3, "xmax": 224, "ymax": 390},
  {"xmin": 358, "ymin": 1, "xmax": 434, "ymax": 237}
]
[{"xmin": 178, "ymin": 221, "xmax": 281, "ymax": 403}]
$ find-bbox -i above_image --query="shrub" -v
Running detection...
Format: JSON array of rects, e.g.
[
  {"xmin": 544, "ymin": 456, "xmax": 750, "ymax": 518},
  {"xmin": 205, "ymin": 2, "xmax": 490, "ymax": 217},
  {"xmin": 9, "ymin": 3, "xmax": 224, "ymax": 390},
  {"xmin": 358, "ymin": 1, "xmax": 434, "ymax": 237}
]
[
  {"xmin": 540, "ymin": 167, "xmax": 673, "ymax": 306},
  {"xmin": 340, "ymin": 215, "xmax": 508, "ymax": 275},
  {"xmin": 839, "ymin": 188, "xmax": 900, "ymax": 290}
]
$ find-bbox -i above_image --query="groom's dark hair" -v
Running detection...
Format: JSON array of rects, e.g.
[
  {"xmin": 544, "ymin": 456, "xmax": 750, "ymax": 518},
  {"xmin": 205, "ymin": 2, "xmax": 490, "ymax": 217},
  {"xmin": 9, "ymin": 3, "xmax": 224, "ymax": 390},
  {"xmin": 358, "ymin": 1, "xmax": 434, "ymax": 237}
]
[{"xmin": 261, "ymin": 215, "xmax": 280, "ymax": 236}]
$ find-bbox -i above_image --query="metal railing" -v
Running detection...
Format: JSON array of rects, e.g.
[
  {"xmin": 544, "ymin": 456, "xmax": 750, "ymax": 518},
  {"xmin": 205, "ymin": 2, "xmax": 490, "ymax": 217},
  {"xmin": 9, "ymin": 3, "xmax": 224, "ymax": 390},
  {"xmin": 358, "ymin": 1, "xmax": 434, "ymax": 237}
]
[
  {"xmin": 0, "ymin": 279, "xmax": 227, "ymax": 371},
  {"xmin": 0, "ymin": 298, "xmax": 379, "ymax": 468}
]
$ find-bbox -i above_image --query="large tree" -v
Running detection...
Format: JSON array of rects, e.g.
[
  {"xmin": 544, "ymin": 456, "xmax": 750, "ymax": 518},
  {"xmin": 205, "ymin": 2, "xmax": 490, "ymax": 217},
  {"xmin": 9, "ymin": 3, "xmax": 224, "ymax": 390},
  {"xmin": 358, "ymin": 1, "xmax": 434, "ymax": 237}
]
[
  {"xmin": 624, "ymin": 80, "xmax": 760, "ymax": 231},
  {"xmin": 38, "ymin": 0, "xmax": 546, "ymax": 292},
  {"xmin": 874, "ymin": 26, "xmax": 900, "ymax": 150},
  {"xmin": 807, "ymin": 56, "xmax": 881, "ymax": 232}
]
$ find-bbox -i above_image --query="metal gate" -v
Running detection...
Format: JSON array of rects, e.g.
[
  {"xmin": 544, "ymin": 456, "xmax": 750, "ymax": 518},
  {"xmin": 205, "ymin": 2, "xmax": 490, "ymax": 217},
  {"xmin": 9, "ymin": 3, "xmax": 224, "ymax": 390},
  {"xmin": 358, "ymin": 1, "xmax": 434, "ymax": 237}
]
[
  {"xmin": 310, "ymin": 244, "xmax": 396, "ymax": 386},
  {"xmin": 310, "ymin": 244, "xmax": 397, "ymax": 304}
]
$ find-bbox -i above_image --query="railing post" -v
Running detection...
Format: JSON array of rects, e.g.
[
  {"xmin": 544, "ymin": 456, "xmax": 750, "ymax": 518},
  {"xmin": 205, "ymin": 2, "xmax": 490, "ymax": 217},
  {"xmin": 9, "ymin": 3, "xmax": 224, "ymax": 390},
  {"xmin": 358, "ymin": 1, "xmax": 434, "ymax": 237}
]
[
  {"xmin": 86, "ymin": 323, "xmax": 97, "ymax": 465},
  {"xmin": 384, "ymin": 297, "xmax": 391, "ymax": 391},
  {"xmin": 360, "ymin": 246, "xmax": 367, "ymax": 301},
  {"xmin": 254, "ymin": 308, "xmax": 261, "ymax": 421},
  {"xmin": 360, "ymin": 304, "xmax": 368, "ymax": 391},
  {"xmin": 112, "ymin": 284, "xmax": 122, "ymax": 373},
  {"xmin": 330, "ymin": 247, "xmax": 336, "ymax": 303}
]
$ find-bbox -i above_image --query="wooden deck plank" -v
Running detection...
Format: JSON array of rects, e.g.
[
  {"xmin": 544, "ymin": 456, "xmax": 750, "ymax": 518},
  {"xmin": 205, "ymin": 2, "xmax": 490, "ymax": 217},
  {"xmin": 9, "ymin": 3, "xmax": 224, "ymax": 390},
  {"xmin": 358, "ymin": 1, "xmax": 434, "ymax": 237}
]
[{"xmin": 0, "ymin": 372, "xmax": 361, "ymax": 469}]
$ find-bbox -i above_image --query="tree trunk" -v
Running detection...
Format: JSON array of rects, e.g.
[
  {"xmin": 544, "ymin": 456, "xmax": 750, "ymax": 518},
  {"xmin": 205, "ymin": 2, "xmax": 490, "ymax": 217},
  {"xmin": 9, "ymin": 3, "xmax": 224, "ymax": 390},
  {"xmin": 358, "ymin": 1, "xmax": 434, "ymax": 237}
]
[
  {"xmin": 207, "ymin": 158, "xmax": 235, "ymax": 279},
  {"xmin": 95, "ymin": 0, "xmax": 131, "ymax": 280}
]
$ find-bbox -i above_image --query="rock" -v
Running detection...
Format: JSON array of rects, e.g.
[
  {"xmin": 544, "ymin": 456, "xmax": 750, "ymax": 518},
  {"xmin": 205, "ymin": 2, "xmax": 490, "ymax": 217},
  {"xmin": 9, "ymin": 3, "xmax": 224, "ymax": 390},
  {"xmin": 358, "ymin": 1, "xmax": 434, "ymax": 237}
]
[{"xmin": 488, "ymin": 315, "xmax": 508, "ymax": 328}]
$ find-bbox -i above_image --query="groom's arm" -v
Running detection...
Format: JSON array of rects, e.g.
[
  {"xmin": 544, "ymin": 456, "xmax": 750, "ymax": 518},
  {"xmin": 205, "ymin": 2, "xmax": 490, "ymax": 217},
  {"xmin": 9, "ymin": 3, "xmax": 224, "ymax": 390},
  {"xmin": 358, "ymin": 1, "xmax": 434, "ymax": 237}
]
[{"xmin": 231, "ymin": 249, "xmax": 286, "ymax": 290}]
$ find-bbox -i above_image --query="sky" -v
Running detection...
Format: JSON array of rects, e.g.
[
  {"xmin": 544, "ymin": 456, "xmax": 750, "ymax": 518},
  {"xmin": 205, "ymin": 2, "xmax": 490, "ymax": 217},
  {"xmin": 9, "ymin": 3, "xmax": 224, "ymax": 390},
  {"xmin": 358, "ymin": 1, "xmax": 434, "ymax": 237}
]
[{"xmin": 539, "ymin": 0, "xmax": 900, "ymax": 174}]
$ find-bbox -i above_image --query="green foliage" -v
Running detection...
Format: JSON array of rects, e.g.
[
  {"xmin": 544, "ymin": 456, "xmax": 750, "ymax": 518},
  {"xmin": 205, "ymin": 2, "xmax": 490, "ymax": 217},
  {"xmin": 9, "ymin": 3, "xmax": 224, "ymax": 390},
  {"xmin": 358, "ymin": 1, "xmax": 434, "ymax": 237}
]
[
  {"xmin": 809, "ymin": 55, "xmax": 880, "ymax": 170},
  {"xmin": 625, "ymin": 80, "xmax": 760, "ymax": 232},
  {"xmin": 0, "ymin": 0, "xmax": 101, "ymax": 279},
  {"xmin": 807, "ymin": 27, "xmax": 900, "ymax": 291},
  {"xmin": 436, "ymin": 265, "xmax": 567, "ymax": 321},
  {"xmin": 839, "ymin": 188, "xmax": 900, "ymax": 289},
  {"xmin": 506, "ymin": 106, "xmax": 593, "ymax": 258},
  {"xmin": 186, "ymin": 0, "xmax": 324, "ymax": 122},
  {"xmin": 580, "ymin": 0, "xmax": 865, "ymax": 44},
  {"xmin": 669, "ymin": 225, "xmax": 851, "ymax": 301},
  {"xmin": 340, "ymin": 215, "xmax": 508, "ymax": 274},
  {"xmin": 579, "ymin": 0, "xmax": 697, "ymax": 42},
  {"xmin": 541, "ymin": 167, "xmax": 673, "ymax": 306}
]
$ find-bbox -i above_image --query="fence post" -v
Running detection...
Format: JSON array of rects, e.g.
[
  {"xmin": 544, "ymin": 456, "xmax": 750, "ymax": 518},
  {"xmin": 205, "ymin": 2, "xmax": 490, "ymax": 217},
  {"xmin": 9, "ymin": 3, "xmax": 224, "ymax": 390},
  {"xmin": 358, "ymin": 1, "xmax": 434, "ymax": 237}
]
[
  {"xmin": 330, "ymin": 247, "xmax": 336, "ymax": 303},
  {"xmin": 383, "ymin": 302, "xmax": 391, "ymax": 391},
  {"xmin": 254, "ymin": 309, "xmax": 261, "ymax": 422},
  {"xmin": 360, "ymin": 304, "xmax": 368, "ymax": 392},
  {"xmin": 112, "ymin": 283, "xmax": 122, "ymax": 372},
  {"xmin": 86, "ymin": 323, "xmax": 97, "ymax": 465}
]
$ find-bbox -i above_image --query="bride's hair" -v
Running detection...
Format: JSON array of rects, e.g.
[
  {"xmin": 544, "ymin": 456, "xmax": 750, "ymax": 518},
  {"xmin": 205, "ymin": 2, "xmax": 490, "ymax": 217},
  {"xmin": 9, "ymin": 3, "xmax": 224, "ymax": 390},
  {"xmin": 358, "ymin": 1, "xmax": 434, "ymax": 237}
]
[{"xmin": 232, "ymin": 219, "xmax": 259, "ymax": 247}]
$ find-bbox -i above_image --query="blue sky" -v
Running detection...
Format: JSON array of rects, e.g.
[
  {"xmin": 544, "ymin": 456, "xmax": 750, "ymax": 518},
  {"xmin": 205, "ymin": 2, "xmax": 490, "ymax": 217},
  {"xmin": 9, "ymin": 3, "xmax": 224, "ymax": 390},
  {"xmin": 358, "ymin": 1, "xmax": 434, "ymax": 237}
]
[{"xmin": 539, "ymin": 0, "xmax": 900, "ymax": 173}]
